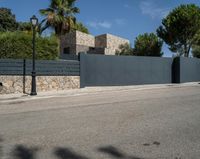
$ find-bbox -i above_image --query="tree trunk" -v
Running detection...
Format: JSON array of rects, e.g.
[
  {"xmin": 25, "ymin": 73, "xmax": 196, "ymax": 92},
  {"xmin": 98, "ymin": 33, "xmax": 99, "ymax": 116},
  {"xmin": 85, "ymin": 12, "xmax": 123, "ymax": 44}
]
[
  {"xmin": 184, "ymin": 44, "xmax": 189, "ymax": 57},
  {"xmin": 58, "ymin": 35, "xmax": 61, "ymax": 57},
  {"xmin": 186, "ymin": 45, "xmax": 191, "ymax": 57}
]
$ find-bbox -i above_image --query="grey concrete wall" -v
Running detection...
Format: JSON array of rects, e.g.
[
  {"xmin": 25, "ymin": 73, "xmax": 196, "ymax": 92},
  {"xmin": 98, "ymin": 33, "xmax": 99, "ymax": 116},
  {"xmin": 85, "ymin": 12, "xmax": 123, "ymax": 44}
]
[
  {"xmin": 179, "ymin": 57, "xmax": 200, "ymax": 83},
  {"xmin": 80, "ymin": 53, "xmax": 173, "ymax": 87}
]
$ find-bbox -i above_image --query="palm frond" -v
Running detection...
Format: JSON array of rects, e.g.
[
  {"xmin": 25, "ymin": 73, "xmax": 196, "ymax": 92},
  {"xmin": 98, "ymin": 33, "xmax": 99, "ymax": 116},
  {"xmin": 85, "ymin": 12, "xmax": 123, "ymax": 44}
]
[{"xmin": 40, "ymin": 8, "xmax": 54, "ymax": 15}]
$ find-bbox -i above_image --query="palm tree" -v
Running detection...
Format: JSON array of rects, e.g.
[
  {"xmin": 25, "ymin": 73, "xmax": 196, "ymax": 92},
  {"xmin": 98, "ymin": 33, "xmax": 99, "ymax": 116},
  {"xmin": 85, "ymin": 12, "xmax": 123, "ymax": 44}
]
[{"xmin": 39, "ymin": 0, "xmax": 79, "ymax": 37}]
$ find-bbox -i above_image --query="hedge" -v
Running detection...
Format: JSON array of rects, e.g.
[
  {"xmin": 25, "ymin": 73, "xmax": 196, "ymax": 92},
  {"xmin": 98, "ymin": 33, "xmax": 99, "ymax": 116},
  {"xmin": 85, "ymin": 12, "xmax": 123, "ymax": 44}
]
[{"xmin": 0, "ymin": 31, "xmax": 59, "ymax": 60}]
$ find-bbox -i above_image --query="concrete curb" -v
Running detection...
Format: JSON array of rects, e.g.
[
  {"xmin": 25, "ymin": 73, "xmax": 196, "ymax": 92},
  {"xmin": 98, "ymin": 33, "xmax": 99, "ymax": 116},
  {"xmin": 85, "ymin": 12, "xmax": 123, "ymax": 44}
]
[{"xmin": 0, "ymin": 82, "xmax": 199, "ymax": 104}]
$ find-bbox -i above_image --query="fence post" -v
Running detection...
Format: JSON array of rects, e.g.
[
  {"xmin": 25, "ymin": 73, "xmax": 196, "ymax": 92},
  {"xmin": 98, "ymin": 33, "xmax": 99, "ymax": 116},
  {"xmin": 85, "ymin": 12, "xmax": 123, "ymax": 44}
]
[
  {"xmin": 79, "ymin": 52, "xmax": 86, "ymax": 88},
  {"xmin": 23, "ymin": 59, "xmax": 26, "ymax": 93}
]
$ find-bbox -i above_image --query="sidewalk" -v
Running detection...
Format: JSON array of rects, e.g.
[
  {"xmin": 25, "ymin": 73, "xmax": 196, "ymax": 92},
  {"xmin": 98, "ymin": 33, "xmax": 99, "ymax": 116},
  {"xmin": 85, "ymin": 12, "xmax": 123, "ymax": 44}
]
[{"xmin": 0, "ymin": 82, "xmax": 199, "ymax": 104}]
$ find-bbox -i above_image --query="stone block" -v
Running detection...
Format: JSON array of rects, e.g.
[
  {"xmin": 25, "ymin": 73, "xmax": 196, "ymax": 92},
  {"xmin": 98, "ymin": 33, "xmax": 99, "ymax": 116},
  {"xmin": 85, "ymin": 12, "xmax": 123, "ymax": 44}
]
[{"xmin": 0, "ymin": 76, "xmax": 80, "ymax": 94}]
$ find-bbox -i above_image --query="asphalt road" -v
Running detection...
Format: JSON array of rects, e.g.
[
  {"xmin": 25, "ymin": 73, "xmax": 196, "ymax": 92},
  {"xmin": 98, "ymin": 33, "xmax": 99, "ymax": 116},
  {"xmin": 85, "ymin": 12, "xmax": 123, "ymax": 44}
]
[{"xmin": 0, "ymin": 85, "xmax": 200, "ymax": 159}]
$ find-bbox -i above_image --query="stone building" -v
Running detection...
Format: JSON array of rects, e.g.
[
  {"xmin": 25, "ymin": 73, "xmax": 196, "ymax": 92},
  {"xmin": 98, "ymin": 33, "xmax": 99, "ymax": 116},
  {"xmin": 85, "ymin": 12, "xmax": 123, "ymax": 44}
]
[{"xmin": 60, "ymin": 31, "xmax": 129, "ymax": 58}]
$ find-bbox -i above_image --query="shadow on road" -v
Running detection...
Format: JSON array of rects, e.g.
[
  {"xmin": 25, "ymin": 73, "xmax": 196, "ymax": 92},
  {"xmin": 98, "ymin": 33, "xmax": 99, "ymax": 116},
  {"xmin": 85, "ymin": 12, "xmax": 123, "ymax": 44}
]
[
  {"xmin": 12, "ymin": 145, "xmax": 39, "ymax": 159},
  {"xmin": 98, "ymin": 146, "xmax": 144, "ymax": 159},
  {"xmin": 54, "ymin": 147, "xmax": 89, "ymax": 159},
  {"xmin": 0, "ymin": 135, "xmax": 145, "ymax": 159},
  {"xmin": 0, "ymin": 136, "xmax": 3, "ymax": 159},
  {"xmin": 98, "ymin": 146, "xmax": 124, "ymax": 158}
]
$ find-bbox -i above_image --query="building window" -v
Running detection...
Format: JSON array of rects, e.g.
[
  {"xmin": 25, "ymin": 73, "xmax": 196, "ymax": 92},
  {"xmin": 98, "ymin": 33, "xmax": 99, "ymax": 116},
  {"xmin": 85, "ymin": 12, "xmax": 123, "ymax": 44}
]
[{"xmin": 63, "ymin": 47, "xmax": 70, "ymax": 54}]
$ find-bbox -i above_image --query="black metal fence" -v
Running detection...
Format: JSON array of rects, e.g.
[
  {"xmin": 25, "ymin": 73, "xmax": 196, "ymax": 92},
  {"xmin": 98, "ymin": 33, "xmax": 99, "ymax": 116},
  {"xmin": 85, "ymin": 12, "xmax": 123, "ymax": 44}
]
[
  {"xmin": 0, "ymin": 59, "xmax": 80, "ymax": 76},
  {"xmin": 60, "ymin": 54, "xmax": 79, "ymax": 61}
]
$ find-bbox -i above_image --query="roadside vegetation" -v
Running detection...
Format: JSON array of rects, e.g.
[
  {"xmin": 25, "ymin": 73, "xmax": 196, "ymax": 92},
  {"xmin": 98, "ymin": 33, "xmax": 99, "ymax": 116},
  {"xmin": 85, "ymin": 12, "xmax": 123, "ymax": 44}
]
[
  {"xmin": 0, "ymin": 32, "xmax": 58, "ymax": 60},
  {"xmin": 0, "ymin": 0, "xmax": 89, "ymax": 59},
  {"xmin": 116, "ymin": 4, "xmax": 200, "ymax": 58},
  {"xmin": 0, "ymin": 2, "xmax": 200, "ymax": 59},
  {"xmin": 116, "ymin": 33, "xmax": 163, "ymax": 57},
  {"xmin": 157, "ymin": 4, "xmax": 200, "ymax": 57}
]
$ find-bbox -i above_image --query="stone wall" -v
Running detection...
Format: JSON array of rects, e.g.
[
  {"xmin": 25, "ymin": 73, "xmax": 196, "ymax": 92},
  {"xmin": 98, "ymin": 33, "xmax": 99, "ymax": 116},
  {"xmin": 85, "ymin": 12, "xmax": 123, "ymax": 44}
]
[
  {"xmin": 106, "ymin": 34, "xmax": 130, "ymax": 55},
  {"xmin": 60, "ymin": 32, "xmax": 76, "ymax": 55},
  {"xmin": 95, "ymin": 34, "xmax": 107, "ymax": 48},
  {"xmin": 95, "ymin": 34, "xmax": 130, "ymax": 55},
  {"xmin": 60, "ymin": 31, "xmax": 95, "ymax": 55},
  {"xmin": 60, "ymin": 31, "xmax": 130, "ymax": 56},
  {"xmin": 61, "ymin": 31, "xmax": 76, "ymax": 45},
  {"xmin": 76, "ymin": 44, "xmax": 90, "ymax": 55},
  {"xmin": 76, "ymin": 31, "xmax": 95, "ymax": 47},
  {"xmin": 0, "ymin": 76, "xmax": 80, "ymax": 94}
]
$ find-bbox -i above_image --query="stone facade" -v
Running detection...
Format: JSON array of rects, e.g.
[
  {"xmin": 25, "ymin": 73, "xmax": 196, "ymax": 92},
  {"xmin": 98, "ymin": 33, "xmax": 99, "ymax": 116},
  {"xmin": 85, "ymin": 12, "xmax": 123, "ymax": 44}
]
[
  {"xmin": 95, "ymin": 34, "xmax": 129, "ymax": 55},
  {"xmin": 60, "ymin": 31, "xmax": 95, "ymax": 56},
  {"xmin": 60, "ymin": 31, "xmax": 130, "ymax": 57},
  {"xmin": 95, "ymin": 34, "xmax": 107, "ymax": 48},
  {"xmin": 76, "ymin": 31, "xmax": 95, "ymax": 47},
  {"xmin": 106, "ymin": 34, "xmax": 130, "ymax": 55},
  {"xmin": 0, "ymin": 76, "xmax": 80, "ymax": 94},
  {"xmin": 60, "ymin": 32, "xmax": 76, "ymax": 56}
]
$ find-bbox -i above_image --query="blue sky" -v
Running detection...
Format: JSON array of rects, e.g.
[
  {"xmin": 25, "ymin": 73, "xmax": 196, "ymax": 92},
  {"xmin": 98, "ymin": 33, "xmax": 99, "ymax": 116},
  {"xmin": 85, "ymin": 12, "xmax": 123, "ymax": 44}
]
[{"xmin": 1, "ymin": 0, "xmax": 200, "ymax": 57}]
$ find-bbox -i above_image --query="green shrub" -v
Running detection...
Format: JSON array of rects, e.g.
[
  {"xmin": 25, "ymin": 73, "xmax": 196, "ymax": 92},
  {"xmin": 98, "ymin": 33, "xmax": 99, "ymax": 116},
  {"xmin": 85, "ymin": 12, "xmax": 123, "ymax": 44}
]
[
  {"xmin": 0, "ymin": 31, "xmax": 59, "ymax": 60},
  {"xmin": 192, "ymin": 45, "xmax": 200, "ymax": 58}
]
